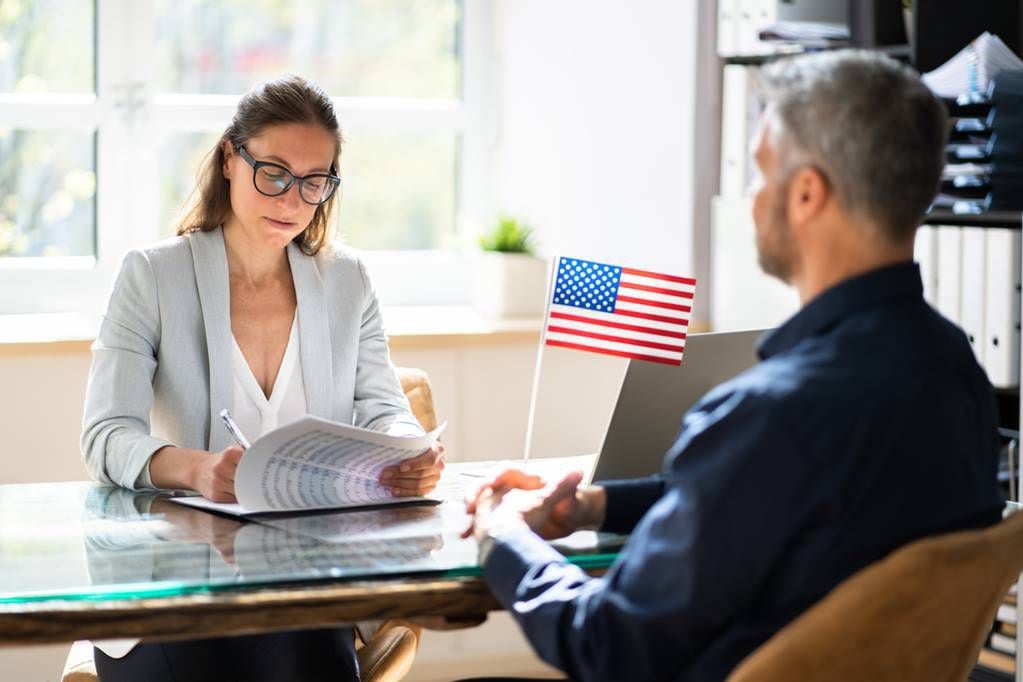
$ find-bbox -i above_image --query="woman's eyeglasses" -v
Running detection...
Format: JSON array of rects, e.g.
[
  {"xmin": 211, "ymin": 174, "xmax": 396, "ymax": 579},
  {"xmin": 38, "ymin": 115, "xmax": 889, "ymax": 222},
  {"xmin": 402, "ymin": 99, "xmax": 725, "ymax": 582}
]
[{"xmin": 234, "ymin": 145, "xmax": 340, "ymax": 206}]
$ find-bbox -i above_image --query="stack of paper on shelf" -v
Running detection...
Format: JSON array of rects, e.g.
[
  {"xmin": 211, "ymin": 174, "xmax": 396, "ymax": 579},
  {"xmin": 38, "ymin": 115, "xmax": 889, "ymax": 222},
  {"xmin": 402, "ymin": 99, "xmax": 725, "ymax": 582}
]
[
  {"xmin": 976, "ymin": 584, "xmax": 1017, "ymax": 679},
  {"xmin": 924, "ymin": 32, "xmax": 1023, "ymax": 99},
  {"xmin": 924, "ymin": 33, "xmax": 1023, "ymax": 216}
]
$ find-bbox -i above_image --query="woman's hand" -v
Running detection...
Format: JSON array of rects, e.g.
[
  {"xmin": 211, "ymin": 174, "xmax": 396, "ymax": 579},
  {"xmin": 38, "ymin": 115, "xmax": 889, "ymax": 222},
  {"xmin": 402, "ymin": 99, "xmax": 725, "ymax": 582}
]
[
  {"xmin": 379, "ymin": 442, "xmax": 446, "ymax": 497},
  {"xmin": 190, "ymin": 445, "xmax": 245, "ymax": 502},
  {"xmin": 150, "ymin": 445, "xmax": 244, "ymax": 502}
]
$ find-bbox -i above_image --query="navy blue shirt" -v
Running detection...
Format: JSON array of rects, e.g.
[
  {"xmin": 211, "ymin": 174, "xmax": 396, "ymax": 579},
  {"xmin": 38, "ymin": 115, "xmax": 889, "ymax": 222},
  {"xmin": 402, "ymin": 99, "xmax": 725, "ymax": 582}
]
[{"xmin": 484, "ymin": 262, "xmax": 1003, "ymax": 681}]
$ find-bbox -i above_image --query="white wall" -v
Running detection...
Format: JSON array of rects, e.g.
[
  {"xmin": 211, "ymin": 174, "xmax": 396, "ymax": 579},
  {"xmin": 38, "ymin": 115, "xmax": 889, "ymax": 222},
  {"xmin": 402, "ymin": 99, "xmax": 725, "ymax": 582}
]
[{"xmin": 492, "ymin": 0, "xmax": 717, "ymax": 324}]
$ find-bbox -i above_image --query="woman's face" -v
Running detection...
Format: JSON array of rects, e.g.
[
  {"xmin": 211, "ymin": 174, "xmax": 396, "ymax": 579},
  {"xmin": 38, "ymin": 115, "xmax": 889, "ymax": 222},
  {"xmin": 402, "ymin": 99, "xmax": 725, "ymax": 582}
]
[{"xmin": 222, "ymin": 122, "xmax": 337, "ymax": 251}]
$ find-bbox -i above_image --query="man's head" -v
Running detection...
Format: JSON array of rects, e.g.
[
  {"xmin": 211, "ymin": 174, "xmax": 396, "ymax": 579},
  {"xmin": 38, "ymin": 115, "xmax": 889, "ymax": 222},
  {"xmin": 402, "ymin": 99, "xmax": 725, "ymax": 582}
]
[{"xmin": 750, "ymin": 50, "xmax": 948, "ymax": 292}]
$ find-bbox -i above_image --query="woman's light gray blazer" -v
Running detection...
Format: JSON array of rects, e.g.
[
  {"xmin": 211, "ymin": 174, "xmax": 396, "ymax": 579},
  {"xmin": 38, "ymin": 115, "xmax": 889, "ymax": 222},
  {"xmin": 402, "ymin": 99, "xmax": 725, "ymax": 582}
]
[{"xmin": 81, "ymin": 228, "xmax": 421, "ymax": 490}]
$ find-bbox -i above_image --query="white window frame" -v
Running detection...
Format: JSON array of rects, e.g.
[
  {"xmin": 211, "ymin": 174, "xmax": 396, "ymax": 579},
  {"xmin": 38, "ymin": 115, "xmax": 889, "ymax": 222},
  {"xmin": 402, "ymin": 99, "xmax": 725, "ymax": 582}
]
[{"xmin": 0, "ymin": 0, "xmax": 494, "ymax": 315}]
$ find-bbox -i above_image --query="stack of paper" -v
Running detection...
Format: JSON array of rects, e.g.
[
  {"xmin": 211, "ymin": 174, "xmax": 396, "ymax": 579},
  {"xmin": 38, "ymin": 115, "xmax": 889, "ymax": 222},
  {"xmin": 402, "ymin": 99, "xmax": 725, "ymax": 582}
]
[
  {"xmin": 924, "ymin": 32, "xmax": 1023, "ymax": 98},
  {"xmin": 758, "ymin": 21, "xmax": 849, "ymax": 49}
]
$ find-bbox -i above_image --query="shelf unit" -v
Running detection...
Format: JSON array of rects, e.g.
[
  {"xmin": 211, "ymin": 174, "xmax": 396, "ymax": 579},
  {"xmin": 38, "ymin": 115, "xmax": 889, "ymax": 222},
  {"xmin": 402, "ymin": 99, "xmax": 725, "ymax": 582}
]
[{"xmin": 713, "ymin": 4, "xmax": 1023, "ymax": 681}]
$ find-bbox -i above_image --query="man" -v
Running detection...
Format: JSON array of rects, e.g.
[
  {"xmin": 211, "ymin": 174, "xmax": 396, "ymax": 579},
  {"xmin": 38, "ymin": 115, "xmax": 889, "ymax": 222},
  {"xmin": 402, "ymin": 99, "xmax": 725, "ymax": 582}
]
[{"xmin": 464, "ymin": 50, "xmax": 1005, "ymax": 681}]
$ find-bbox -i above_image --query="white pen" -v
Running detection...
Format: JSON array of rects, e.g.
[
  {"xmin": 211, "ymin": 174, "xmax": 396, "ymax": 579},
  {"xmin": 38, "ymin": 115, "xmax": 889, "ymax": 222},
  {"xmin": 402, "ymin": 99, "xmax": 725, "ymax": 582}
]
[{"xmin": 219, "ymin": 409, "xmax": 251, "ymax": 449}]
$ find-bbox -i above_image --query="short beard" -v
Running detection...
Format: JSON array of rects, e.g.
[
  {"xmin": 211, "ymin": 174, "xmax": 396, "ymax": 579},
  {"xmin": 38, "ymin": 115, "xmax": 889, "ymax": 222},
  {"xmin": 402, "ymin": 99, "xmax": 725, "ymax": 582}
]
[{"xmin": 756, "ymin": 187, "xmax": 795, "ymax": 282}]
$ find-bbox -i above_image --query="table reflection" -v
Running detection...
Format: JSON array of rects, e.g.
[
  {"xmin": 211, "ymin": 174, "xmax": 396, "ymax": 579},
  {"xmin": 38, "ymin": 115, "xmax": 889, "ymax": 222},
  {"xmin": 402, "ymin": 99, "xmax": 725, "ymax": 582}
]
[{"xmin": 80, "ymin": 487, "xmax": 469, "ymax": 593}]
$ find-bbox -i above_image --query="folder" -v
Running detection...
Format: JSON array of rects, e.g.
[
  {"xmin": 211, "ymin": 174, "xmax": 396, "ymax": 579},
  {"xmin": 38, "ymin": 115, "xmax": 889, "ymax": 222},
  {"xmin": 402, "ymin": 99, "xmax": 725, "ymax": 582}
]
[
  {"xmin": 936, "ymin": 225, "xmax": 963, "ymax": 324},
  {"xmin": 984, "ymin": 228, "xmax": 1021, "ymax": 387},
  {"xmin": 914, "ymin": 226, "xmax": 938, "ymax": 306},
  {"xmin": 960, "ymin": 227, "xmax": 988, "ymax": 367}
]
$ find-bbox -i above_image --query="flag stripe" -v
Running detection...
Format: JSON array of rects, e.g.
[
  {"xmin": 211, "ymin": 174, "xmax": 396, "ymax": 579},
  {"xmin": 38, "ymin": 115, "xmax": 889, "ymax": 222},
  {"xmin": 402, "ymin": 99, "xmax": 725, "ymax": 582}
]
[
  {"xmin": 547, "ymin": 326, "xmax": 686, "ymax": 352},
  {"xmin": 548, "ymin": 311, "xmax": 688, "ymax": 340},
  {"xmin": 546, "ymin": 331, "xmax": 683, "ymax": 360},
  {"xmin": 549, "ymin": 319, "xmax": 687, "ymax": 346},
  {"xmin": 550, "ymin": 306, "xmax": 689, "ymax": 335},
  {"xmin": 617, "ymin": 287, "xmax": 694, "ymax": 306},
  {"xmin": 621, "ymin": 267, "xmax": 698, "ymax": 286},
  {"xmin": 546, "ymin": 339, "xmax": 683, "ymax": 366},
  {"xmin": 616, "ymin": 308, "xmax": 691, "ymax": 325},
  {"xmin": 620, "ymin": 281, "xmax": 696, "ymax": 299},
  {"xmin": 621, "ymin": 273, "xmax": 696, "ymax": 297},
  {"xmin": 617, "ymin": 295, "xmax": 693, "ymax": 312}
]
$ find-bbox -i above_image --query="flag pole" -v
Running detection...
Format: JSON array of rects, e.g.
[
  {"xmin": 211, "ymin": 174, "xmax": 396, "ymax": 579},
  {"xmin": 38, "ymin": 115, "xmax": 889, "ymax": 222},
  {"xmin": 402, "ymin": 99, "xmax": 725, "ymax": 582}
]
[{"xmin": 522, "ymin": 255, "xmax": 559, "ymax": 468}]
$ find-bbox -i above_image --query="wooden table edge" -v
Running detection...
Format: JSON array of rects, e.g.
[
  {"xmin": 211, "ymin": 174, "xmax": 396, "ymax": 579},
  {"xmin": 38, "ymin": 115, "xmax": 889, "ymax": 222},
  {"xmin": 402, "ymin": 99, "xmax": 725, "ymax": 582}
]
[{"xmin": 0, "ymin": 575, "xmax": 502, "ymax": 646}]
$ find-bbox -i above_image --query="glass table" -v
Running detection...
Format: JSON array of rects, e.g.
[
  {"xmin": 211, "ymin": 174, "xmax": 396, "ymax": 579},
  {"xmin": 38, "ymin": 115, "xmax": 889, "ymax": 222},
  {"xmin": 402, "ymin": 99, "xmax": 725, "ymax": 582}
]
[{"xmin": 0, "ymin": 457, "xmax": 622, "ymax": 644}]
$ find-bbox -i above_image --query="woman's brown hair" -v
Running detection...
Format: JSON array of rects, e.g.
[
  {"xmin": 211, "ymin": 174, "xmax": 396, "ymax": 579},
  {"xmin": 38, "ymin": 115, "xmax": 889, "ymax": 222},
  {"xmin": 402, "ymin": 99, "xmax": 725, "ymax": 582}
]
[{"xmin": 176, "ymin": 75, "xmax": 342, "ymax": 256}]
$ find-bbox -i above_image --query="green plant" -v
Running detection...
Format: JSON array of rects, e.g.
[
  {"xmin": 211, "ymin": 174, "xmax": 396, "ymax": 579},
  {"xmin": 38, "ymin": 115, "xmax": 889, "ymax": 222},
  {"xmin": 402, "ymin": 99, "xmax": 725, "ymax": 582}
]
[{"xmin": 478, "ymin": 215, "xmax": 535, "ymax": 254}]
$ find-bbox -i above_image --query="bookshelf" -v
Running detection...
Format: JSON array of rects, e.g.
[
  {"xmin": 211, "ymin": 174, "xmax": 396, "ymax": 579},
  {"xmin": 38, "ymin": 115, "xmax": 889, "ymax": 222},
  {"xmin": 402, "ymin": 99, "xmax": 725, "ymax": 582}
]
[{"xmin": 712, "ymin": 3, "xmax": 1023, "ymax": 681}]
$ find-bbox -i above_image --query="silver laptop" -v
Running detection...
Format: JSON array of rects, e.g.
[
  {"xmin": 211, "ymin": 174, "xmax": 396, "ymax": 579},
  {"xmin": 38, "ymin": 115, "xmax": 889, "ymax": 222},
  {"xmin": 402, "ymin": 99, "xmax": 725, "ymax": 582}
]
[{"xmin": 591, "ymin": 329, "xmax": 765, "ymax": 483}]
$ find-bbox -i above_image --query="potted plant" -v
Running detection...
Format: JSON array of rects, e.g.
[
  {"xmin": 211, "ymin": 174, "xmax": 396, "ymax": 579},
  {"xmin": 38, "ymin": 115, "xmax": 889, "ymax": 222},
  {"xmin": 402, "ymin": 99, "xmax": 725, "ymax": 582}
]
[{"xmin": 474, "ymin": 215, "xmax": 549, "ymax": 318}]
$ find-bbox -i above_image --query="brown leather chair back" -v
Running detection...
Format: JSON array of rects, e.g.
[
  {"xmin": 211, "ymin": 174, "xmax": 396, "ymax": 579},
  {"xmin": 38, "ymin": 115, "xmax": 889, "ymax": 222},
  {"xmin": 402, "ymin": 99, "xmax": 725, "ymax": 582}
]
[
  {"xmin": 397, "ymin": 367, "xmax": 438, "ymax": 432},
  {"xmin": 728, "ymin": 511, "xmax": 1023, "ymax": 682}
]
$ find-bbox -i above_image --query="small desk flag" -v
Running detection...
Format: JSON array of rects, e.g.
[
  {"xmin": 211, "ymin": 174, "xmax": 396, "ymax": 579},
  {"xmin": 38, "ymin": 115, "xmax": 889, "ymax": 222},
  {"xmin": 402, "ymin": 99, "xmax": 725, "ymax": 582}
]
[{"xmin": 544, "ymin": 256, "xmax": 696, "ymax": 366}]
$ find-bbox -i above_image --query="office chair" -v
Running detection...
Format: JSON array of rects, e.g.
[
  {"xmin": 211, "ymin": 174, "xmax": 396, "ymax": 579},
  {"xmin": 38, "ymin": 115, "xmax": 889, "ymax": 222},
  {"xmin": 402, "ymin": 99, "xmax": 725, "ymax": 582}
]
[
  {"xmin": 62, "ymin": 366, "xmax": 436, "ymax": 682},
  {"xmin": 728, "ymin": 510, "xmax": 1023, "ymax": 682}
]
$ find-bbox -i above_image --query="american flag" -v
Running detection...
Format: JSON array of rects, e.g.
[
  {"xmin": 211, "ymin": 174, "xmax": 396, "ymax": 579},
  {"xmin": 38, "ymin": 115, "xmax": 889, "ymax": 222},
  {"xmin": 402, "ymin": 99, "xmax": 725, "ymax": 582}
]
[{"xmin": 544, "ymin": 257, "xmax": 696, "ymax": 366}]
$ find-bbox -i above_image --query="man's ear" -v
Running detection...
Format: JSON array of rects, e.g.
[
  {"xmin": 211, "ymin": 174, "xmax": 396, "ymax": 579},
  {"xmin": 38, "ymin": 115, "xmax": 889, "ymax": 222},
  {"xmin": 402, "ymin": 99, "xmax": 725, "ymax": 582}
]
[
  {"xmin": 221, "ymin": 141, "xmax": 233, "ymax": 180},
  {"xmin": 786, "ymin": 166, "xmax": 830, "ymax": 229}
]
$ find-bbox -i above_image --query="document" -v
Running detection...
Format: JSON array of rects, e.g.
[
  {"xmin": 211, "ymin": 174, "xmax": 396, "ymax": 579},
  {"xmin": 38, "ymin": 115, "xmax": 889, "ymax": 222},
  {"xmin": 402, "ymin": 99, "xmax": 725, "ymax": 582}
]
[
  {"xmin": 172, "ymin": 416, "xmax": 445, "ymax": 516},
  {"xmin": 923, "ymin": 32, "xmax": 1023, "ymax": 98}
]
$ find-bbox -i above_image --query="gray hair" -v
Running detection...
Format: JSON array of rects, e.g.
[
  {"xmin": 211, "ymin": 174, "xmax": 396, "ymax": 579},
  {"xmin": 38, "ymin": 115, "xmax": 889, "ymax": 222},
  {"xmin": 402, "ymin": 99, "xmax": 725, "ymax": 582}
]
[{"xmin": 758, "ymin": 50, "xmax": 948, "ymax": 243}]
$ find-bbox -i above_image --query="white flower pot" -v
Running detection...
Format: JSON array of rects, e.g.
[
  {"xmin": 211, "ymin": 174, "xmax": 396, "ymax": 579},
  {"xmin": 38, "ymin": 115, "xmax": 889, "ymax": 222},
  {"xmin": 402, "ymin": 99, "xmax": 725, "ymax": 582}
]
[{"xmin": 473, "ymin": 252, "xmax": 549, "ymax": 318}]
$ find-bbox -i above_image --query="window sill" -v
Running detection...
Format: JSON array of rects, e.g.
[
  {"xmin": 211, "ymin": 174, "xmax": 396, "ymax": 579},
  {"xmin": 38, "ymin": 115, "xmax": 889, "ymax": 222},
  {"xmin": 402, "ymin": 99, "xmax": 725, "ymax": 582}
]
[{"xmin": 0, "ymin": 307, "xmax": 543, "ymax": 352}]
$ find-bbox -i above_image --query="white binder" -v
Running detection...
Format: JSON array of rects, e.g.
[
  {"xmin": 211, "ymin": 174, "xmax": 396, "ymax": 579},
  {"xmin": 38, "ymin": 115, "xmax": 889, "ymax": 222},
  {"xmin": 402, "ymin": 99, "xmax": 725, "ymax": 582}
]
[
  {"xmin": 914, "ymin": 226, "xmax": 938, "ymax": 306},
  {"xmin": 737, "ymin": 0, "xmax": 778, "ymax": 55},
  {"xmin": 984, "ymin": 228, "xmax": 1021, "ymax": 388},
  {"xmin": 720, "ymin": 65, "xmax": 750, "ymax": 199},
  {"xmin": 935, "ymin": 225, "xmax": 963, "ymax": 324},
  {"xmin": 960, "ymin": 227, "xmax": 988, "ymax": 367},
  {"xmin": 718, "ymin": 0, "xmax": 738, "ymax": 57}
]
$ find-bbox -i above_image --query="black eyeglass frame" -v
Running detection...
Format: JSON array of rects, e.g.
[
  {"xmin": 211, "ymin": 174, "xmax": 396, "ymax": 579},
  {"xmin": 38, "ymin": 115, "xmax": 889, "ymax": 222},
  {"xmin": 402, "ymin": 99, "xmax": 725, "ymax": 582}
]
[{"xmin": 234, "ymin": 145, "xmax": 341, "ymax": 206}]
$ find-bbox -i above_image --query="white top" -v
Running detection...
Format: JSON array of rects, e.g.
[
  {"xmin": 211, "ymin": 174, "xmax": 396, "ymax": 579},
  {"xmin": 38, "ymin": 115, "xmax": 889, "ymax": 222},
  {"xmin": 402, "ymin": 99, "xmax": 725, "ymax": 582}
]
[
  {"xmin": 95, "ymin": 315, "xmax": 306, "ymax": 659},
  {"xmin": 231, "ymin": 314, "xmax": 307, "ymax": 441}
]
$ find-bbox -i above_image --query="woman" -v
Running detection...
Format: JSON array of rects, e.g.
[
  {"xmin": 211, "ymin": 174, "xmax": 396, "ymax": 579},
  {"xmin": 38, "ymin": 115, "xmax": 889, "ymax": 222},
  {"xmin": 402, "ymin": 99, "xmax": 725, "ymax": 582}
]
[{"xmin": 81, "ymin": 75, "xmax": 443, "ymax": 681}]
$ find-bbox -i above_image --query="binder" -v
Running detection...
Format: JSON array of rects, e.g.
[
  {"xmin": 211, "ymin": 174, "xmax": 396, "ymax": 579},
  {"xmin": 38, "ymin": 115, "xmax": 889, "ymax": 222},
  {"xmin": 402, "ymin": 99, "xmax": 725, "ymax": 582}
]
[
  {"xmin": 914, "ymin": 226, "xmax": 939, "ymax": 306},
  {"xmin": 960, "ymin": 227, "xmax": 988, "ymax": 367},
  {"xmin": 720, "ymin": 65, "xmax": 751, "ymax": 199},
  {"xmin": 718, "ymin": 0, "xmax": 738, "ymax": 57},
  {"xmin": 984, "ymin": 228, "xmax": 1021, "ymax": 387},
  {"xmin": 738, "ymin": 0, "xmax": 767, "ymax": 55},
  {"xmin": 936, "ymin": 225, "xmax": 963, "ymax": 324}
]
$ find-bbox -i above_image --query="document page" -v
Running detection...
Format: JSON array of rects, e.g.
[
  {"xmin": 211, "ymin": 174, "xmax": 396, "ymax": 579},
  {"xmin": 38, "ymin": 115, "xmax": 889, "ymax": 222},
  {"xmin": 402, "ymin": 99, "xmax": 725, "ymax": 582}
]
[{"xmin": 172, "ymin": 417, "xmax": 445, "ymax": 515}]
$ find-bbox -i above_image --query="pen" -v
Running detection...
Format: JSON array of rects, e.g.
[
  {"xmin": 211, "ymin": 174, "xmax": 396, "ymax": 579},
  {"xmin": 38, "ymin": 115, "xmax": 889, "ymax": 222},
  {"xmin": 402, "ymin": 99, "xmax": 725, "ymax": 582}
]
[{"xmin": 219, "ymin": 409, "xmax": 251, "ymax": 449}]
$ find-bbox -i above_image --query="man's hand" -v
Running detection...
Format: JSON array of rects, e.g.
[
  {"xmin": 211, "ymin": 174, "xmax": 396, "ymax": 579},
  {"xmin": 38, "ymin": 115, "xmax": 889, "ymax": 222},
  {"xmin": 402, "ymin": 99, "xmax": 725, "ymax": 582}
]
[
  {"xmin": 379, "ymin": 442, "xmax": 446, "ymax": 497},
  {"xmin": 462, "ymin": 468, "xmax": 607, "ymax": 542}
]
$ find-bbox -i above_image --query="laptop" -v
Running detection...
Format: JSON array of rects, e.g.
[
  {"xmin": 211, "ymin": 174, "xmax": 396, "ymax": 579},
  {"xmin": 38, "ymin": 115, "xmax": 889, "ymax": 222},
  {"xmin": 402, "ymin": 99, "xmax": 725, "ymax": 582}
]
[{"xmin": 591, "ymin": 328, "xmax": 765, "ymax": 483}]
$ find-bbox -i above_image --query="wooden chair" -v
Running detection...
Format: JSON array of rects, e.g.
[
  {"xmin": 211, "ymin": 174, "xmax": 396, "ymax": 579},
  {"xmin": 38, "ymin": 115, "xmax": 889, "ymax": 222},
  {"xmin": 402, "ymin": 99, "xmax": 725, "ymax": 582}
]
[
  {"xmin": 728, "ymin": 510, "xmax": 1023, "ymax": 682},
  {"xmin": 62, "ymin": 366, "xmax": 437, "ymax": 682}
]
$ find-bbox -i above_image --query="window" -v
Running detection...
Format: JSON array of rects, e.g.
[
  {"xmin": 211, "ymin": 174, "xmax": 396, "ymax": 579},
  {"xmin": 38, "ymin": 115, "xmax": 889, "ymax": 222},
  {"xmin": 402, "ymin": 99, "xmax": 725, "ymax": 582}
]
[{"xmin": 0, "ymin": 0, "xmax": 492, "ymax": 314}]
